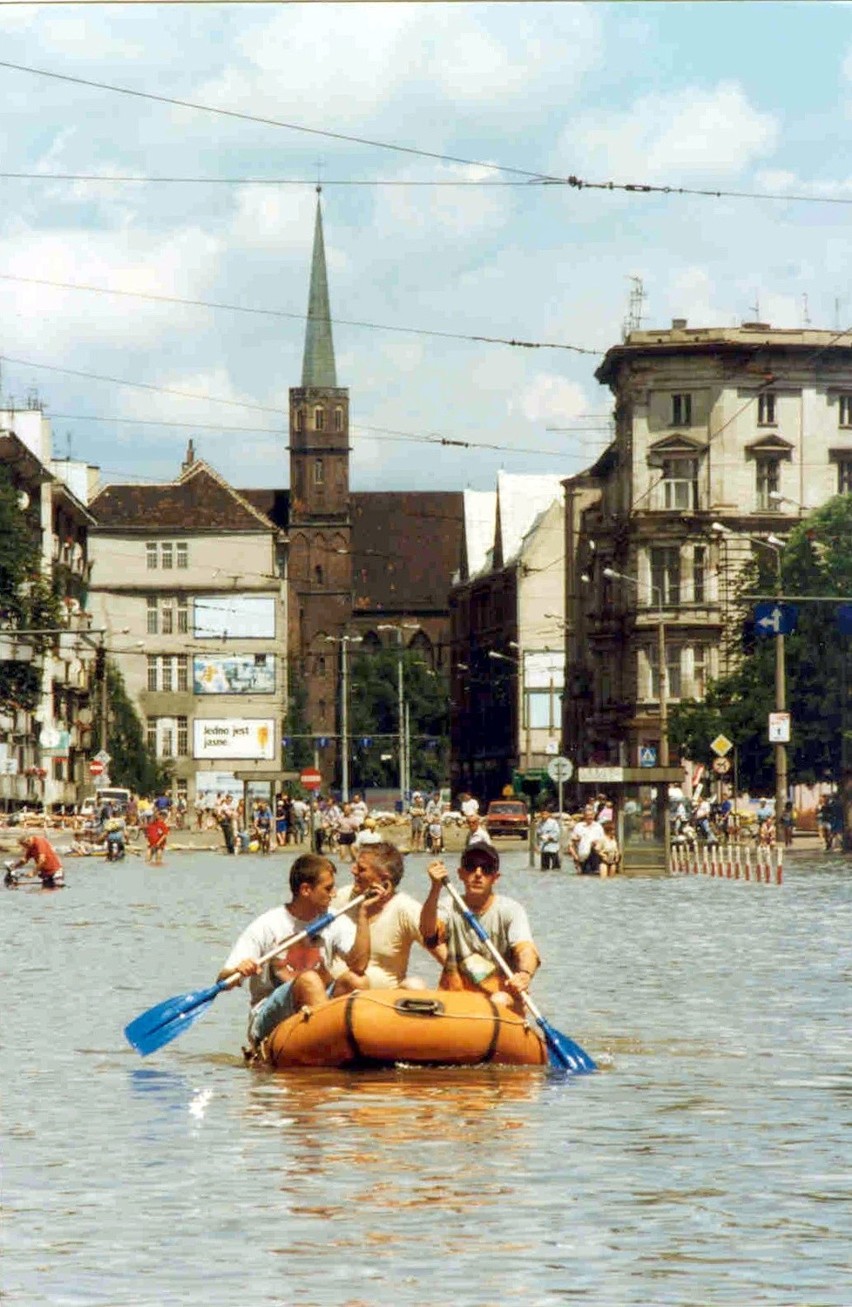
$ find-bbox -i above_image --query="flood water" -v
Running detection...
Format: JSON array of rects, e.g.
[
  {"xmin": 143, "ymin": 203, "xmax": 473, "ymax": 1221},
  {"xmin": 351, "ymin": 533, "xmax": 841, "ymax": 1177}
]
[{"xmin": 2, "ymin": 847, "xmax": 850, "ymax": 1306}]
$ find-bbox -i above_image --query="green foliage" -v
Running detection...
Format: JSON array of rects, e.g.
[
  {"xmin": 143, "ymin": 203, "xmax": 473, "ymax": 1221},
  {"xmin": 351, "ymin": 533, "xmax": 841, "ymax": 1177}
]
[
  {"xmin": 95, "ymin": 661, "xmax": 170, "ymax": 796},
  {"xmin": 283, "ymin": 666, "xmax": 313, "ymax": 770},
  {"xmin": 348, "ymin": 649, "xmax": 449, "ymax": 793},
  {"xmin": 678, "ymin": 496, "xmax": 852, "ymax": 790},
  {"xmin": 0, "ymin": 465, "xmax": 63, "ymax": 712}
]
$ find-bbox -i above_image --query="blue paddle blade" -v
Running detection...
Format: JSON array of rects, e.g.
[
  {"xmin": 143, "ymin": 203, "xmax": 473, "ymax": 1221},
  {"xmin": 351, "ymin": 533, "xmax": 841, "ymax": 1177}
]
[
  {"xmin": 124, "ymin": 980, "xmax": 228, "ymax": 1057},
  {"xmin": 536, "ymin": 1017, "xmax": 597, "ymax": 1074}
]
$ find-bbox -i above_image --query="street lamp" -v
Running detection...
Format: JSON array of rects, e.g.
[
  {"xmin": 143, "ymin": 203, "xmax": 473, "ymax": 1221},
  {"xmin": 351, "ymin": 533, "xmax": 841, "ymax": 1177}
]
[
  {"xmin": 377, "ymin": 623, "xmax": 420, "ymax": 808},
  {"xmin": 324, "ymin": 633, "xmax": 362, "ymax": 802},
  {"xmin": 712, "ymin": 522, "xmax": 787, "ymax": 826},
  {"xmin": 603, "ymin": 568, "xmax": 669, "ymax": 767}
]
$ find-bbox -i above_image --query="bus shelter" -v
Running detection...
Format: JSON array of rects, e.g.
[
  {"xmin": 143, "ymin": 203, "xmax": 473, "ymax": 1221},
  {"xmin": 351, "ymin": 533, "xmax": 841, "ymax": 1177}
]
[{"xmin": 577, "ymin": 765, "xmax": 684, "ymax": 874}]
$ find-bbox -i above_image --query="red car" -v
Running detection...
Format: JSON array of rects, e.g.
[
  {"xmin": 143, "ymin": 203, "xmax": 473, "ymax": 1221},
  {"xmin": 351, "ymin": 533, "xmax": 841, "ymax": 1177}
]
[{"xmin": 484, "ymin": 800, "xmax": 529, "ymax": 839}]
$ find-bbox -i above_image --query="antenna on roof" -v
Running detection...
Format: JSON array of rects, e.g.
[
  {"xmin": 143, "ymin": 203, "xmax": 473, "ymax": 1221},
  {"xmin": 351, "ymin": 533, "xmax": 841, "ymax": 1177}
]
[
  {"xmin": 802, "ymin": 293, "xmax": 811, "ymax": 327},
  {"xmin": 749, "ymin": 293, "xmax": 761, "ymax": 321},
  {"xmin": 622, "ymin": 276, "xmax": 645, "ymax": 340}
]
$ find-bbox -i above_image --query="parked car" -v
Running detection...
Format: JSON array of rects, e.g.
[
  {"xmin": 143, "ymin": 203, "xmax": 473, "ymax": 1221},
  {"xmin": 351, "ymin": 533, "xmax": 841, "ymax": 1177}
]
[{"xmin": 484, "ymin": 799, "xmax": 529, "ymax": 839}]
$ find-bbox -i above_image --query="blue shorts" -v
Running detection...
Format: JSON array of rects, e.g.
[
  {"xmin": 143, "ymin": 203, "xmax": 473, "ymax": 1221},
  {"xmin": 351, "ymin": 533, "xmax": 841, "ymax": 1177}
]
[{"xmin": 249, "ymin": 979, "xmax": 335, "ymax": 1044}]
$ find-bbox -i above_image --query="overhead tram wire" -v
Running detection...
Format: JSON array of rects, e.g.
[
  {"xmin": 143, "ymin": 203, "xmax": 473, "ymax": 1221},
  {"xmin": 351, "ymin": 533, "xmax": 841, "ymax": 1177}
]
[
  {"xmin": 0, "ymin": 273, "xmax": 599, "ymax": 356},
  {"xmin": 16, "ymin": 60, "xmax": 851, "ymax": 213},
  {"xmin": 0, "ymin": 171, "xmax": 559, "ymax": 189}
]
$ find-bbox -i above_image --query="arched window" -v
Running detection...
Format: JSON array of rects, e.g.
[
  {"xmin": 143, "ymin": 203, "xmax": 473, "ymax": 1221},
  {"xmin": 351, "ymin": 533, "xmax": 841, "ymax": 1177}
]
[
  {"xmin": 314, "ymin": 459, "xmax": 324, "ymax": 486},
  {"xmin": 318, "ymin": 699, "xmax": 327, "ymax": 724},
  {"xmin": 334, "ymin": 406, "xmax": 344, "ymax": 432},
  {"xmin": 294, "ymin": 408, "xmax": 304, "ymax": 432},
  {"xmin": 314, "ymin": 406, "xmax": 325, "ymax": 431},
  {"xmin": 409, "ymin": 629, "xmax": 434, "ymax": 669},
  {"xmin": 314, "ymin": 564, "xmax": 324, "ymax": 586},
  {"xmin": 360, "ymin": 630, "xmax": 382, "ymax": 655}
]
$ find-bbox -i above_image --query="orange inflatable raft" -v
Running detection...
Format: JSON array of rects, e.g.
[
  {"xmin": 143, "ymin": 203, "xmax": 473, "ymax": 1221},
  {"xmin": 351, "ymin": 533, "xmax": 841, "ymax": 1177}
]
[{"xmin": 262, "ymin": 988, "xmax": 548, "ymax": 1069}]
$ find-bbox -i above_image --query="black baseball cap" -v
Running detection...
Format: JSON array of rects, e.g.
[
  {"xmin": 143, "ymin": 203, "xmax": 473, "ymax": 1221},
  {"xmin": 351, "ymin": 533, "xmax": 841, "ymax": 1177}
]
[{"xmin": 459, "ymin": 844, "xmax": 500, "ymax": 874}]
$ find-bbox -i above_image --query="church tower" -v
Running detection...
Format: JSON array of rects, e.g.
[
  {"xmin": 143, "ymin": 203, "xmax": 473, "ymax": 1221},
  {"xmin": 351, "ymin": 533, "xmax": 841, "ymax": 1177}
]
[{"xmin": 288, "ymin": 191, "xmax": 353, "ymax": 782}]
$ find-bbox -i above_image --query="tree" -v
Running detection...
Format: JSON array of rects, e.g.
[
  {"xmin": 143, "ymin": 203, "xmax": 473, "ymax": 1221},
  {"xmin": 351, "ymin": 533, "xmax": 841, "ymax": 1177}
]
[
  {"xmin": 347, "ymin": 650, "xmax": 449, "ymax": 794},
  {"xmin": 0, "ymin": 465, "xmax": 63, "ymax": 713},
  {"xmin": 671, "ymin": 496, "xmax": 852, "ymax": 815},
  {"xmin": 283, "ymin": 665, "xmax": 313, "ymax": 770},
  {"xmin": 93, "ymin": 661, "xmax": 170, "ymax": 796}
]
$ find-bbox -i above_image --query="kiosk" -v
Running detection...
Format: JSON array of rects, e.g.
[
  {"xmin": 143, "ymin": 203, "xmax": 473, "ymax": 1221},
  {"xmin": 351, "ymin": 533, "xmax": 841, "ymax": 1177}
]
[{"xmin": 577, "ymin": 765, "xmax": 684, "ymax": 874}]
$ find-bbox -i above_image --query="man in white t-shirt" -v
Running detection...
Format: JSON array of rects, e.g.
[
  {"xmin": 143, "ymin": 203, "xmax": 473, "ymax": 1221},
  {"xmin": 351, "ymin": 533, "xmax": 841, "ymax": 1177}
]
[
  {"xmin": 218, "ymin": 853, "xmax": 371, "ymax": 1048},
  {"xmin": 332, "ymin": 842, "xmax": 445, "ymax": 989},
  {"xmin": 569, "ymin": 803, "xmax": 605, "ymax": 875},
  {"xmin": 463, "ymin": 812, "xmax": 494, "ymax": 850}
]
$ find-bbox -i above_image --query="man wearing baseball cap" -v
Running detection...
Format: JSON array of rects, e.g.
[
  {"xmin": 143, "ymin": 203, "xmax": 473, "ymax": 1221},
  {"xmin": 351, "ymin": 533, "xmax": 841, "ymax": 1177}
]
[{"xmin": 419, "ymin": 843, "xmax": 539, "ymax": 1010}]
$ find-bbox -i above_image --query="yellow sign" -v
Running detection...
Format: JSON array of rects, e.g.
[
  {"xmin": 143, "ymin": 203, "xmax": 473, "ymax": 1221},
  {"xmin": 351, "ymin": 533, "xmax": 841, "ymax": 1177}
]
[{"xmin": 710, "ymin": 734, "xmax": 733, "ymax": 757}]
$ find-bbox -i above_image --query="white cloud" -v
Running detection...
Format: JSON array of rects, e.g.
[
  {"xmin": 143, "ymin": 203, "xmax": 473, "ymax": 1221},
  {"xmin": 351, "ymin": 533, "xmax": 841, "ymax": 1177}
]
[
  {"xmin": 563, "ymin": 82, "xmax": 778, "ymax": 181},
  {"xmin": 516, "ymin": 374, "xmax": 591, "ymax": 427}
]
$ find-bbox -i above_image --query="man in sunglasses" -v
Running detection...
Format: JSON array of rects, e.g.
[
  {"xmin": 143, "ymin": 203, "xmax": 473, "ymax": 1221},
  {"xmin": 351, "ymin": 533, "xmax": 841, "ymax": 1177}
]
[{"xmin": 419, "ymin": 844, "xmax": 539, "ymax": 1010}]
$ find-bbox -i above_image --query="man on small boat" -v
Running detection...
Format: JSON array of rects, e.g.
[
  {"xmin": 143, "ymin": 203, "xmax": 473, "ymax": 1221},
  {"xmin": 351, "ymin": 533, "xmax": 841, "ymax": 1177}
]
[
  {"xmin": 6, "ymin": 833, "xmax": 65, "ymax": 888},
  {"xmin": 331, "ymin": 842, "xmax": 446, "ymax": 990},
  {"xmin": 419, "ymin": 845, "xmax": 539, "ymax": 1011},
  {"xmin": 218, "ymin": 853, "xmax": 372, "ymax": 1048}
]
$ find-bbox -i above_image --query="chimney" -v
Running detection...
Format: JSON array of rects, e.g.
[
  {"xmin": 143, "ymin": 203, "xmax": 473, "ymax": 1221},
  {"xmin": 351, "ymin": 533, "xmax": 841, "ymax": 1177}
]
[{"xmin": 181, "ymin": 438, "xmax": 196, "ymax": 474}]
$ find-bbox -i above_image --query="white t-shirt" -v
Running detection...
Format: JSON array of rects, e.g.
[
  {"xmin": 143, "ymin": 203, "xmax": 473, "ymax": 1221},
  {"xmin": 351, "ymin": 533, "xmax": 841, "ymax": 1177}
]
[
  {"xmin": 221, "ymin": 905, "xmax": 356, "ymax": 1010},
  {"xmin": 332, "ymin": 886, "xmax": 426, "ymax": 987},
  {"xmin": 570, "ymin": 819, "xmax": 604, "ymax": 862}
]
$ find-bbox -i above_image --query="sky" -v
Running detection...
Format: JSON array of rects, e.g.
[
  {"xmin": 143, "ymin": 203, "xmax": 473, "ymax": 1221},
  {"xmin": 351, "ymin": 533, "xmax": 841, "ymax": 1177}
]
[{"xmin": 1, "ymin": 1, "xmax": 852, "ymax": 494}]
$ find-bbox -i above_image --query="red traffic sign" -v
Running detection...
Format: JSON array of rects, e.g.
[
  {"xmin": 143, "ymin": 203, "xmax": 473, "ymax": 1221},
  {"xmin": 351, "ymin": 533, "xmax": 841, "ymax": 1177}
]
[
  {"xmin": 89, "ymin": 759, "xmax": 105, "ymax": 776},
  {"xmin": 300, "ymin": 767, "xmax": 322, "ymax": 791}
]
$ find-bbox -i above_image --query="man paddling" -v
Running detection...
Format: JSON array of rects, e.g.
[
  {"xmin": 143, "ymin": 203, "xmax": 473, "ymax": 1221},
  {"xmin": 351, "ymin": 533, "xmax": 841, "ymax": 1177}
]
[
  {"xmin": 419, "ymin": 845, "xmax": 539, "ymax": 1011},
  {"xmin": 218, "ymin": 853, "xmax": 371, "ymax": 1051}
]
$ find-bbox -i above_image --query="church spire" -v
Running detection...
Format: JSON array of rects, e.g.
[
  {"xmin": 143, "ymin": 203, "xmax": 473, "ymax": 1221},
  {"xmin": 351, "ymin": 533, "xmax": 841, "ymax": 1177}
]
[{"xmin": 301, "ymin": 188, "xmax": 337, "ymax": 388}]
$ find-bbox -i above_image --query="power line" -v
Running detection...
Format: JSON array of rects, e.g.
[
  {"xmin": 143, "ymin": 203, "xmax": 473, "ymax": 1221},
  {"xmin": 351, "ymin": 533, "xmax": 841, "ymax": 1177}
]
[
  {"xmin": 0, "ymin": 171, "xmax": 555, "ymax": 188},
  {"xmin": 0, "ymin": 59, "xmax": 563, "ymax": 185},
  {"xmin": 0, "ymin": 272, "xmax": 599, "ymax": 356}
]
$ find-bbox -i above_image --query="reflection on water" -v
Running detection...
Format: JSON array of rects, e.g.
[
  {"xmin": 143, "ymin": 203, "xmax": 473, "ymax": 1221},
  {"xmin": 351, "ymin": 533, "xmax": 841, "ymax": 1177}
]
[{"xmin": 2, "ymin": 850, "xmax": 851, "ymax": 1305}]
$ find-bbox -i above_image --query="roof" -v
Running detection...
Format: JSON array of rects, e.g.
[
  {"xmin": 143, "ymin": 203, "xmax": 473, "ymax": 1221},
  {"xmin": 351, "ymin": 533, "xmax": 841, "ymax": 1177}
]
[
  {"xmin": 495, "ymin": 471, "xmax": 566, "ymax": 566},
  {"xmin": 351, "ymin": 491, "xmax": 464, "ymax": 614},
  {"xmin": 302, "ymin": 193, "xmax": 337, "ymax": 388},
  {"xmin": 90, "ymin": 461, "xmax": 276, "ymax": 533},
  {"xmin": 241, "ymin": 487, "xmax": 290, "ymax": 530},
  {"xmin": 461, "ymin": 490, "xmax": 497, "ymax": 579}
]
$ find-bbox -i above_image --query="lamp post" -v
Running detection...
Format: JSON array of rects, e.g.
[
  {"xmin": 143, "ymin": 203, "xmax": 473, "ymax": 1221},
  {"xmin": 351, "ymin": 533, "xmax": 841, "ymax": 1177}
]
[
  {"xmin": 377, "ymin": 623, "xmax": 420, "ymax": 810},
  {"xmin": 602, "ymin": 568, "xmax": 668, "ymax": 767},
  {"xmin": 325, "ymin": 633, "xmax": 362, "ymax": 802},
  {"xmin": 489, "ymin": 645, "xmax": 535, "ymax": 867},
  {"xmin": 712, "ymin": 524, "xmax": 785, "ymax": 825}
]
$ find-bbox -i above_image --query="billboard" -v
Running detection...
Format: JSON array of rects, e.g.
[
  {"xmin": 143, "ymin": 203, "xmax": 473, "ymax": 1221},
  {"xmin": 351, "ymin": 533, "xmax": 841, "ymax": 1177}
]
[
  {"xmin": 193, "ymin": 595, "xmax": 276, "ymax": 640},
  {"xmin": 193, "ymin": 654, "xmax": 275, "ymax": 695},
  {"xmin": 193, "ymin": 719, "xmax": 275, "ymax": 760}
]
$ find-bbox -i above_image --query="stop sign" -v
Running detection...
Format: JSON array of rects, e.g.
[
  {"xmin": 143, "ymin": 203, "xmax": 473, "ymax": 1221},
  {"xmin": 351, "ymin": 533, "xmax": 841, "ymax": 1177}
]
[
  {"xmin": 89, "ymin": 759, "xmax": 105, "ymax": 777},
  {"xmin": 300, "ymin": 767, "xmax": 322, "ymax": 791}
]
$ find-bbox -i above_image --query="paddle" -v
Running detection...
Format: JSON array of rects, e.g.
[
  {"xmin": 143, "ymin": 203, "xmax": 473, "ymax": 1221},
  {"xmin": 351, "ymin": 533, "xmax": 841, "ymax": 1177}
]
[
  {"xmin": 124, "ymin": 892, "xmax": 370, "ymax": 1057},
  {"xmin": 442, "ymin": 879, "xmax": 596, "ymax": 1074}
]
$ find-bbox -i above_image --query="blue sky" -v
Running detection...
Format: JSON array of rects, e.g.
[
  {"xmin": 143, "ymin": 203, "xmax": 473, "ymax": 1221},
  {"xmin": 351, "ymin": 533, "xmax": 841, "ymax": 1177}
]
[{"xmin": 1, "ymin": 2, "xmax": 851, "ymax": 493}]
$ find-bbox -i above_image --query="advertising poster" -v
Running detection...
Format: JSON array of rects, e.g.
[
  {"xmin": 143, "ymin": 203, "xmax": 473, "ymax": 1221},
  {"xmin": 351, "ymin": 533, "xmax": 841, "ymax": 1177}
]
[
  {"xmin": 193, "ymin": 654, "xmax": 275, "ymax": 695},
  {"xmin": 193, "ymin": 595, "xmax": 276, "ymax": 640},
  {"xmin": 193, "ymin": 719, "xmax": 275, "ymax": 760}
]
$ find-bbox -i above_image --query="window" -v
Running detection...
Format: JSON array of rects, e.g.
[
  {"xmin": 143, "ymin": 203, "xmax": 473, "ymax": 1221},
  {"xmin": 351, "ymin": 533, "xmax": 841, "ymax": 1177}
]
[
  {"xmin": 839, "ymin": 459, "xmax": 852, "ymax": 494},
  {"xmin": 147, "ymin": 656, "xmax": 158, "ymax": 692},
  {"xmin": 146, "ymin": 542, "xmax": 158, "ymax": 570},
  {"xmin": 671, "ymin": 393, "xmax": 692, "ymax": 425},
  {"xmin": 661, "ymin": 457, "xmax": 698, "ymax": 510},
  {"xmin": 650, "ymin": 546, "xmax": 681, "ymax": 606},
  {"xmin": 177, "ymin": 598, "xmax": 188, "ymax": 634},
  {"xmin": 295, "ymin": 408, "xmax": 303, "ymax": 432},
  {"xmin": 147, "ymin": 597, "xmax": 158, "ymax": 635},
  {"xmin": 648, "ymin": 644, "xmax": 682, "ymax": 701},
  {"xmin": 314, "ymin": 459, "xmax": 324, "ymax": 486},
  {"xmin": 334, "ymin": 406, "xmax": 344, "ymax": 432},
  {"xmin": 692, "ymin": 646, "xmax": 708, "ymax": 698},
  {"xmin": 161, "ymin": 600, "xmax": 174, "ymax": 635},
  {"xmin": 314, "ymin": 406, "xmax": 325, "ymax": 431},
  {"xmin": 146, "ymin": 716, "xmax": 188, "ymax": 759},
  {"xmin": 314, "ymin": 564, "xmax": 324, "ymax": 586},
  {"xmin": 177, "ymin": 655, "xmax": 188, "ymax": 692},
  {"xmin": 177, "ymin": 716, "xmax": 188, "ymax": 757},
  {"xmin": 692, "ymin": 546, "xmax": 706, "ymax": 603},
  {"xmin": 146, "ymin": 719, "xmax": 156, "ymax": 753},
  {"xmin": 756, "ymin": 457, "xmax": 781, "ymax": 510},
  {"xmin": 176, "ymin": 542, "xmax": 188, "ymax": 569},
  {"xmin": 758, "ymin": 393, "xmax": 776, "ymax": 425},
  {"xmin": 161, "ymin": 542, "xmax": 173, "ymax": 570},
  {"xmin": 161, "ymin": 658, "xmax": 173, "ymax": 692}
]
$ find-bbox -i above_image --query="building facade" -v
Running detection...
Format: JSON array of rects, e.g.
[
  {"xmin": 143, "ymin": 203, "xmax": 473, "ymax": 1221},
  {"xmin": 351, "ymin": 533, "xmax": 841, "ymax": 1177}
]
[{"xmin": 564, "ymin": 321, "xmax": 852, "ymax": 768}]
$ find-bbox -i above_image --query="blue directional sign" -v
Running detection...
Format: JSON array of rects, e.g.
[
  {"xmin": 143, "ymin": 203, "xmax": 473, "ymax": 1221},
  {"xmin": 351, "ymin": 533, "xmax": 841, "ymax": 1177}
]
[
  {"xmin": 317, "ymin": 736, "xmax": 329, "ymax": 748},
  {"xmin": 360, "ymin": 737, "xmax": 372, "ymax": 749},
  {"xmin": 639, "ymin": 745, "xmax": 657, "ymax": 768},
  {"xmin": 754, "ymin": 602, "xmax": 798, "ymax": 637},
  {"xmin": 837, "ymin": 604, "xmax": 852, "ymax": 636}
]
